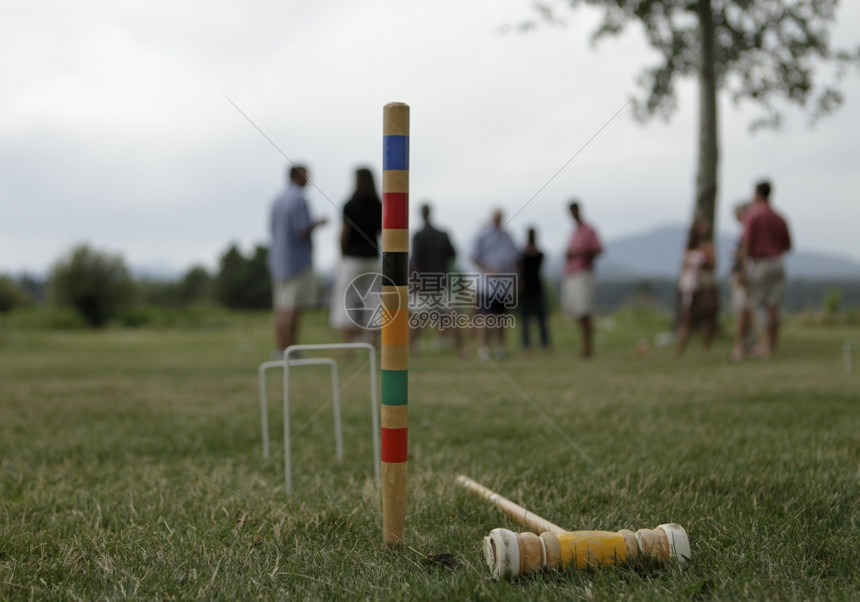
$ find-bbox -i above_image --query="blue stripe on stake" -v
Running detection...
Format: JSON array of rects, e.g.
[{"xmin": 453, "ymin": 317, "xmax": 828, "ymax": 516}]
[{"xmin": 383, "ymin": 135, "xmax": 409, "ymax": 171}]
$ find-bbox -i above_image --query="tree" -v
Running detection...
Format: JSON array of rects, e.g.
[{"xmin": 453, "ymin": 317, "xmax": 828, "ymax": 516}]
[
  {"xmin": 179, "ymin": 265, "xmax": 213, "ymax": 305},
  {"xmin": 134, "ymin": 266, "xmax": 214, "ymax": 307},
  {"xmin": 0, "ymin": 276, "xmax": 25, "ymax": 315},
  {"xmin": 213, "ymin": 244, "xmax": 271, "ymax": 309},
  {"xmin": 49, "ymin": 245, "xmax": 135, "ymax": 327},
  {"xmin": 527, "ymin": 0, "xmax": 859, "ymax": 231},
  {"xmin": 137, "ymin": 278, "xmax": 182, "ymax": 307}
]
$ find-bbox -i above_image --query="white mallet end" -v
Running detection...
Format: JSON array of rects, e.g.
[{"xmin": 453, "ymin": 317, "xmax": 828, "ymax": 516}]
[
  {"xmin": 657, "ymin": 523, "xmax": 691, "ymax": 568},
  {"xmin": 483, "ymin": 528, "xmax": 520, "ymax": 579}
]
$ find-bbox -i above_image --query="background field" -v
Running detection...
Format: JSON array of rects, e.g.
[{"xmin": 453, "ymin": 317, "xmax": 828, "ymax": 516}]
[{"xmin": 1, "ymin": 310, "xmax": 858, "ymax": 600}]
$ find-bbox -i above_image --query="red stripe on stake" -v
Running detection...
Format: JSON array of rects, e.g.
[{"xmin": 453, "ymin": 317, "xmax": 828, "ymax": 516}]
[
  {"xmin": 382, "ymin": 193, "xmax": 409, "ymax": 229},
  {"xmin": 381, "ymin": 427, "xmax": 408, "ymax": 463}
]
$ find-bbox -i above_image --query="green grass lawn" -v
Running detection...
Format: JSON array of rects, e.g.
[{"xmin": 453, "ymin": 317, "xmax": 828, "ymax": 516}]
[{"xmin": 1, "ymin": 309, "xmax": 858, "ymax": 600}]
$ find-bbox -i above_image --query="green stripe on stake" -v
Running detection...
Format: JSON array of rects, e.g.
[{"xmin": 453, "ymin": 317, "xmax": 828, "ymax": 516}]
[{"xmin": 381, "ymin": 369, "xmax": 408, "ymax": 406}]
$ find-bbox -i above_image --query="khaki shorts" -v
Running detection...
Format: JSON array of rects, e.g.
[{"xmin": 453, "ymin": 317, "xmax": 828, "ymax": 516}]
[
  {"xmin": 747, "ymin": 257, "xmax": 786, "ymax": 309},
  {"xmin": 562, "ymin": 271, "xmax": 595, "ymax": 318},
  {"xmin": 272, "ymin": 267, "xmax": 315, "ymax": 310}
]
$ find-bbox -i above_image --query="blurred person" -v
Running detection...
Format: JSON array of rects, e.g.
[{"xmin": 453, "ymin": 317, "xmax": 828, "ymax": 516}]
[
  {"xmin": 675, "ymin": 217, "xmax": 718, "ymax": 355},
  {"xmin": 518, "ymin": 227, "xmax": 551, "ymax": 352},
  {"xmin": 409, "ymin": 202, "xmax": 462, "ymax": 355},
  {"xmin": 729, "ymin": 201, "xmax": 756, "ymax": 360},
  {"xmin": 329, "ymin": 167, "xmax": 383, "ymax": 344},
  {"xmin": 267, "ymin": 164, "xmax": 327, "ymax": 355},
  {"xmin": 738, "ymin": 180, "xmax": 792, "ymax": 359},
  {"xmin": 471, "ymin": 208, "xmax": 519, "ymax": 359},
  {"xmin": 562, "ymin": 201, "xmax": 602, "ymax": 358}
]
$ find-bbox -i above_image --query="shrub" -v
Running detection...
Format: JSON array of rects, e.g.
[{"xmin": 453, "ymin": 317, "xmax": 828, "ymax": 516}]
[
  {"xmin": 180, "ymin": 265, "xmax": 214, "ymax": 304},
  {"xmin": 213, "ymin": 244, "xmax": 270, "ymax": 309},
  {"xmin": 49, "ymin": 244, "xmax": 135, "ymax": 328},
  {"xmin": 0, "ymin": 276, "xmax": 25, "ymax": 315}
]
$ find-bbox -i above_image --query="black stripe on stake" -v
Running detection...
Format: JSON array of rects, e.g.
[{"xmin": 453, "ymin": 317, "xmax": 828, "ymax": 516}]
[{"xmin": 382, "ymin": 252, "xmax": 409, "ymax": 286}]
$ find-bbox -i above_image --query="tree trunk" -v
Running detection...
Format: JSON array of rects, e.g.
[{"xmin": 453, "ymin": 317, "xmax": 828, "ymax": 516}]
[{"xmin": 694, "ymin": 0, "xmax": 719, "ymax": 235}]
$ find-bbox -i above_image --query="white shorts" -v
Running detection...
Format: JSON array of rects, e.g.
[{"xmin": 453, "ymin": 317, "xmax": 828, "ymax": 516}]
[
  {"xmin": 272, "ymin": 267, "xmax": 315, "ymax": 311},
  {"xmin": 729, "ymin": 273, "xmax": 749, "ymax": 314},
  {"xmin": 747, "ymin": 257, "xmax": 786, "ymax": 309},
  {"xmin": 329, "ymin": 256, "xmax": 382, "ymax": 329},
  {"xmin": 562, "ymin": 271, "xmax": 595, "ymax": 318}
]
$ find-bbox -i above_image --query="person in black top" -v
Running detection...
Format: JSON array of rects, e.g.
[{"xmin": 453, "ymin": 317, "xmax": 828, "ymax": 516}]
[
  {"xmin": 411, "ymin": 204, "xmax": 456, "ymax": 275},
  {"xmin": 341, "ymin": 168, "xmax": 382, "ymax": 259},
  {"xmin": 409, "ymin": 203, "xmax": 462, "ymax": 355},
  {"xmin": 329, "ymin": 167, "xmax": 382, "ymax": 342},
  {"xmin": 519, "ymin": 227, "xmax": 550, "ymax": 352}
]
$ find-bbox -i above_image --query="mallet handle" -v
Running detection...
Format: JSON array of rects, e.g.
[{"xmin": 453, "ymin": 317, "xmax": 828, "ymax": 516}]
[{"xmin": 455, "ymin": 475, "xmax": 566, "ymax": 535}]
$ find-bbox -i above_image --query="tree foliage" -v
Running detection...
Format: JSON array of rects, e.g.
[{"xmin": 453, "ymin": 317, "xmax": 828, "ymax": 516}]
[
  {"xmin": 525, "ymin": 0, "xmax": 859, "ymax": 231},
  {"xmin": 49, "ymin": 245, "xmax": 135, "ymax": 328},
  {"xmin": 137, "ymin": 265, "xmax": 214, "ymax": 307},
  {"xmin": 530, "ymin": 0, "xmax": 859, "ymax": 129},
  {"xmin": 180, "ymin": 265, "xmax": 214, "ymax": 305},
  {"xmin": 0, "ymin": 276, "xmax": 26, "ymax": 315},
  {"xmin": 213, "ymin": 244, "xmax": 271, "ymax": 309}
]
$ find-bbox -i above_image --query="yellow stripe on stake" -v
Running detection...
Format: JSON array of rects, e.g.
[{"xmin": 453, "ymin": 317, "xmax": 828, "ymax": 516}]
[
  {"xmin": 381, "ymin": 285, "xmax": 409, "ymax": 347},
  {"xmin": 382, "ymin": 311, "xmax": 409, "ymax": 346}
]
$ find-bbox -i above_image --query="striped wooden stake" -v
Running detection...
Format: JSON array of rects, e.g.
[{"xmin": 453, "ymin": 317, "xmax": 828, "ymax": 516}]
[{"xmin": 381, "ymin": 102, "xmax": 409, "ymax": 544}]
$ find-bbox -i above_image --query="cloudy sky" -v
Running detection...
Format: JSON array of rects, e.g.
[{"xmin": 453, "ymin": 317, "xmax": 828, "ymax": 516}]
[{"xmin": 2, "ymin": 0, "xmax": 859, "ymax": 278}]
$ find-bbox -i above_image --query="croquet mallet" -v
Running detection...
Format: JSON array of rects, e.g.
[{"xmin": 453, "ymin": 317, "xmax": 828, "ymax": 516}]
[{"xmin": 455, "ymin": 475, "xmax": 690, "ymax": 578}]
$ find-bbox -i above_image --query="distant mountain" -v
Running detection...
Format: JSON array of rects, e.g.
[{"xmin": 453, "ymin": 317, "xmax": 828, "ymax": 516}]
[
  {"xmin": 133, "ymin": 262, "xmax": 183, "ymax": 281},
  {"xmin": 783, "ymin": 251, "xmax": 860, "ymax": 280},
  {"xmin": 581, "ymin": 224, "xmax": 860, "ymax": 280}
]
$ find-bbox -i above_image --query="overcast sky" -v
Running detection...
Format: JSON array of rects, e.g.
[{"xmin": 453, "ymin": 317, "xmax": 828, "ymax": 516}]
[{"xmin": 2, "ymin": 0, "xmax": 859, "ymax": 278}]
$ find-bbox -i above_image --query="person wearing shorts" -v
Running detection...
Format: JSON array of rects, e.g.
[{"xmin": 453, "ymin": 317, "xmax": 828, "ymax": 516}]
[
  {"xmin": 562, "ymin": 201, "xmax": 602, "ymax": 358},
  {"xmin": 738, "ymin": 180, "xmax": 791, "ymax": 359},
  {"xmin": 729, "ymin": 201, "xmax": 755, "ymax": 360},
  {"xmin": 267, "ymin": 165, "xmax": 327, "ymax": 354},
  {"xmin": 471, "ymin": 208, "xmax": 519, "ymax": 359}
]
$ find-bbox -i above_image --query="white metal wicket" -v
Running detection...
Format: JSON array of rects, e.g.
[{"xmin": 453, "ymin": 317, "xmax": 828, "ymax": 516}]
[
  {"xmin": 258, "ymin": 343, "xmax": 381, "ymax": 495},
  {"xmin": 259, "ymin": 357, "xmax": 341, "ymax": 461}
]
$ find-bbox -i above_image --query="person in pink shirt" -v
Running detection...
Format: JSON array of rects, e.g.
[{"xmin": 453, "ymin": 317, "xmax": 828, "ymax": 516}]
[
  {"xmin": 738, "ymin": 180, "xmax": 792, "ymax": 359},
  {"xmin": 562, "ymin": 201, "xmax": 603, "ymax": 358}
]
